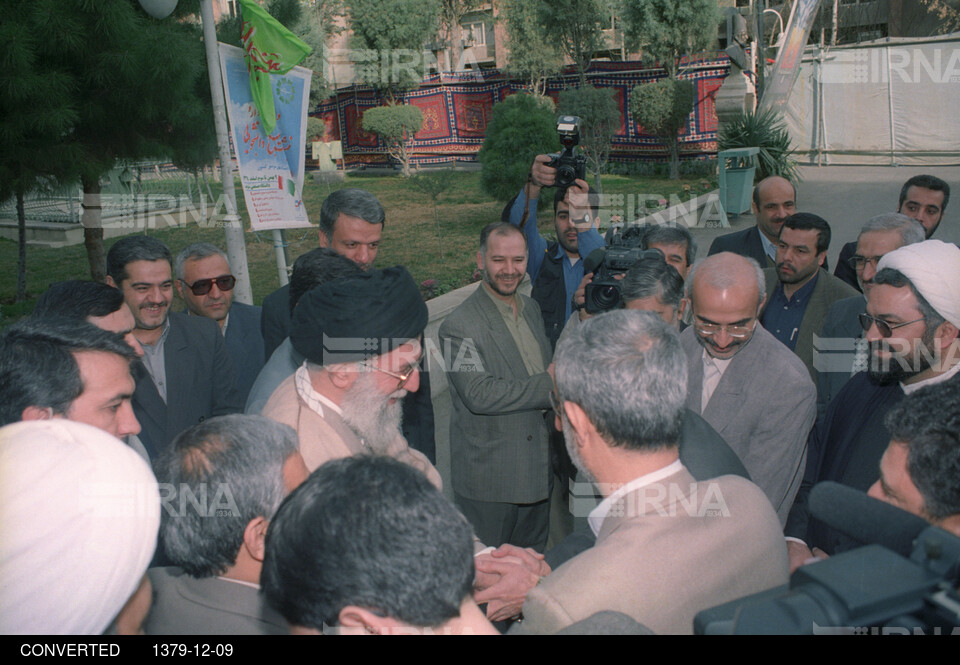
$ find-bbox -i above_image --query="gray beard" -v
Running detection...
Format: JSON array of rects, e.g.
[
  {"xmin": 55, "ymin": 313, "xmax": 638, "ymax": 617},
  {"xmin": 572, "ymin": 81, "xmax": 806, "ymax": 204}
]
[{"xmin": 339, "ymin": 372, "xmax": 406, "ymax": 454}]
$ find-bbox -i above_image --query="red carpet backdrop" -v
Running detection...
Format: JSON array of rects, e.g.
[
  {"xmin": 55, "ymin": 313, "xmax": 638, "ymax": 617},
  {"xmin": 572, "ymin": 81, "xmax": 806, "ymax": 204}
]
[{"xmin": 312, "ymin": 53, "xmax": 731, "ymax": 168}]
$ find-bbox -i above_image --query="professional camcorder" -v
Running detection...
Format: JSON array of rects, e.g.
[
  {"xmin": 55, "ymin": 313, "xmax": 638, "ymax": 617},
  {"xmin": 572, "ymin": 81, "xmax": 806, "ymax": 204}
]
[
  {"xmin": 546, "ymin": 116, "xmax": 587, "ymax": 194},
  {"xmin": 583, "ymin": 225, "xmax": 663, "ymax": 314}
]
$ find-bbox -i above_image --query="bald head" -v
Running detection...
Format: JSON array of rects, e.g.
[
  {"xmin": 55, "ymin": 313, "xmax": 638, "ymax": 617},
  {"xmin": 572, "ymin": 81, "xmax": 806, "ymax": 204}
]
[
  {"xmin": 688, "ymin": 252, "xmax": 765, "ymax": 308},
  {"xmin": 687, "ymin": 253, "xmax": 766, "ymax": 360},
  {"xmin": 752, "ymin": 176, "xmax": 797, "ymax": 244}
]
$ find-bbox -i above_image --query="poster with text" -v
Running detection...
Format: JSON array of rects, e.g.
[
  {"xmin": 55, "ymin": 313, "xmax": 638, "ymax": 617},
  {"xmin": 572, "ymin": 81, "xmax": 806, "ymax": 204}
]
[{"xmin": 219, "ymin": 43, "xmax": 313, "ymax": 230}]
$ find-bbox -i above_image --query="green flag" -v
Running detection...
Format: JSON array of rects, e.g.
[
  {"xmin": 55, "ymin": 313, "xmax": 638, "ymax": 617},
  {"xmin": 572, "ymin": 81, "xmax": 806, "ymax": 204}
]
[{"xmin": 239, "ymin": 0, "xmax": 311, "ymax": 136}]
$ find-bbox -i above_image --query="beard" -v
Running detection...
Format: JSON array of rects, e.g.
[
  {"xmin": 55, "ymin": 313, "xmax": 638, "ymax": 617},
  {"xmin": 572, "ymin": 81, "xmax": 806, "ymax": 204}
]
[
  {"xmin": 868, "ymin": 326, "xmax": 938, "ymax": 385},
  {"xmin": 561, "ymin": 418, "xmax": 596, "ymax": 486},
  {"xmin": 339, "ymin": 372, "xmax": 407, "ymax": 454}
]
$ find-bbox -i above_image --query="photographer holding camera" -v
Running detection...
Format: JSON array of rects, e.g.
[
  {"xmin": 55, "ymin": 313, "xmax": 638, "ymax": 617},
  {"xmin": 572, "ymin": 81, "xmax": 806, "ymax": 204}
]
[{"xmin": 503, "ymin": 117, "xmax": 605, "ymax": 350}]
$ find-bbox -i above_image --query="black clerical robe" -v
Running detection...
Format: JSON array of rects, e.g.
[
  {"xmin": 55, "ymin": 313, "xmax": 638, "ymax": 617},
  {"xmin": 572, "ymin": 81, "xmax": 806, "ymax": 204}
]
[{"xmin": 784, "ymin": 371, "xmax": 904, "ymax": 555}]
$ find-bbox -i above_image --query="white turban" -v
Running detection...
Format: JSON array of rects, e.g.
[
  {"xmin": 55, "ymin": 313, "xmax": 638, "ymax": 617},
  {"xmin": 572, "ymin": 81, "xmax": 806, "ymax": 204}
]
[
  {"xmin": 0, "ymin": 420, "xmax": 160, "ymax": 635},
  {"xmin": 877, "ymin": 239, "xmax": 960, "ymax": 329}
]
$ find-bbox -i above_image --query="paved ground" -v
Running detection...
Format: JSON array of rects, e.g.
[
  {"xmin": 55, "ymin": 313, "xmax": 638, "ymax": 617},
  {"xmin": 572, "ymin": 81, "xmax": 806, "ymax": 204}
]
[{"xmin": 689, "ymin": 164, "xmax": 960, "ymax": 269}]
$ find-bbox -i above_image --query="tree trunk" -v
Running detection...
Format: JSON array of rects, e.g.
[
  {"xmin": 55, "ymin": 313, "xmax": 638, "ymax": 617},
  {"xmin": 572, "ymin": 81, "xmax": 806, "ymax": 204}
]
[
  {"xmin": 15, "ymin": 190, "xmax": 26, "ymax": 303},
  {"xmin": 81, "ymin": 176, "xmax": 107, "ymax": 282},
  {"xmin": 668, "ymin": 135, "xmax": 680, "ymax": 180}
]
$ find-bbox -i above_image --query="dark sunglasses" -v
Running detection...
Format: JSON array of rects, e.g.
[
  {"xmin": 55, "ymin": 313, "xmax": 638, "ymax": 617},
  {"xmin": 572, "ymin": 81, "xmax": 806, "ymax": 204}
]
[
  {"xmin": 858, "ymin": 312, "xmax": 925, "ymax": 338},
  {"xmin": 183, "ymin": 275, "xmax": 236, "ymax": 296}
]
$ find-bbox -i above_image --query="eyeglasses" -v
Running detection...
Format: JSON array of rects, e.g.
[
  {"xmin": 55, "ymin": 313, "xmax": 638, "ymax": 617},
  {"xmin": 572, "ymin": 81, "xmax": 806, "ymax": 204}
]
[
  {"xmin": 549, "ymin": 391, "xmax": 562, "ymax": 414},
  {"xmin": 182, "ymin": 275, "xmax": 236, "ymax": 296},
  {"xmin": 848, "ymin": 255, "xmax": 883, "ymax": 271},
  {"xmin": 694, "ymin": 320, "xmax": 756, "ymax": 339},
  {"xmin": 858, "ymin": 312, "xmax": 925, "ymax": 338},
  {"xmin": 361, "ymin": 354, "xmax": 421, "ymax": 388}
]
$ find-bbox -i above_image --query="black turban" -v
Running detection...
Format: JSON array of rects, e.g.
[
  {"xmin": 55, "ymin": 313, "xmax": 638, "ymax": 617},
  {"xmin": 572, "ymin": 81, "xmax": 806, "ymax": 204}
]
[{"xmin": 290, "ymin": 265, "xmax": 428, "ymax": 365}]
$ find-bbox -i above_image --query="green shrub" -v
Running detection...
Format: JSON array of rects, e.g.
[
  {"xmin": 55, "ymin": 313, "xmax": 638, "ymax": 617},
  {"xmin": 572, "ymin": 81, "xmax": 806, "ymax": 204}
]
[
  {"xmin": 718, "ymin": 109, "xmax": 799, "ymax": 183},
  {"xmin": 478, "ymin": 93, "xmax": 559, "ymax": 201},
  {"xmin": 629, "ymin": 78, "xmax": 695, "ymax": 180},
  {"xmin": 558, "ymin": 85, "xmax": 621, "ymax": 192}
]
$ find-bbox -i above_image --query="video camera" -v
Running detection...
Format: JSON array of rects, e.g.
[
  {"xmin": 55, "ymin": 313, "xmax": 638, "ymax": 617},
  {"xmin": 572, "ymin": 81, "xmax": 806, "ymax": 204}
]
[
  {"xmin": 694, "ymin": 482, "xmax": 960, "ymax": 635},
  {"xmin": 583, "ymin": 225, "xmax": 663, "ymax": 314},
  {"xmin": 546, "ymin": 116, "xmax": 587, "ymax": 195}
]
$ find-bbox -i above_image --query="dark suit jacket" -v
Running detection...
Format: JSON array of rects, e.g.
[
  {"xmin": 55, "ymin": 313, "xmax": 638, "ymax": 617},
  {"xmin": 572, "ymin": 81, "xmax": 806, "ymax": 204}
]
[
  {"xmin": 833, "ymin": 240, "xmax": 861, "ymax": 291},
  {"xmin": 709, "ymin": 225, "xmax": 830, "ymax": 272},
  {"xmin": 439, "ymin": 284, "xmax": 554, "ymax": 504},
  {"xmin": 132, "ymin": 313, "xmax": 242, "ymax": 458},
  {"xmin": 761, "ymin": 268, "xmax": 859, "ymax": 381},
  {"xmin": 815, "ymin": 294, "xmax": 867, "ymax": 425},
  {"xmin": 708, "ymin": 226, "xmax": 774, "ymax": 268},
  {"xmin": 222, "ymin": 301, "xmax": 264, "ymax": 406},
  {"xmin": 144, "ymin": 567, "xmax": 287, "ymax": 635},
  {"xmin": 259, "ymin": 284, "xmax": 291, "ymax": 362}
]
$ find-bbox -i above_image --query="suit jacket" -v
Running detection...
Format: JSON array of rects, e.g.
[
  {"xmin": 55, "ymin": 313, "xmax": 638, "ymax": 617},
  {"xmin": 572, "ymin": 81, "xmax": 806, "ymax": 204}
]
[
  {"xmin": 815, "ymin": 294, "xmax": 867, "ymax": 425},
  {"xmin": 244, "ymin": 338, "xmax": 303, "ymax": 415},
  {"xmin": 709, "ymin": 226, "xmax": 830, "ymax": 271},
  {"xmin": 761, "ymin": 267, "xmax": 859, "ymax": 380},
  {"xmin": 222, "ymin": 301, "xmax": 265, "ymax": 406},
  {"xmin": 520, "ymin": 467, "xmax": 789, "ymax": 635},
  {"xmin": 144, "ymin": 567, "xmax": 287, "ymax": 635},
  {"xmin": 708, "ymin": 226, "xmax": 775, "ymax": 268},
  {"xmin": 259, "ymin": 283, "xmax": 291, "ymax": 362},
  {"xmin": 261, "ymin": 374, "xmax": 442, "ymax": 489},
  {"xmin": 132, "ymin": 313, "xmax": 242, "ymax": 458},
  {"xmin": 438, "ymin": 284, "xmax": 554, "ymax": 504},
  {"xmin": 833, "ymin": 240, "xmax": 861, "ymax": 291},
  {"xmin": 681, "ymin": 325, "xmax": 816, "ymax": 525}
]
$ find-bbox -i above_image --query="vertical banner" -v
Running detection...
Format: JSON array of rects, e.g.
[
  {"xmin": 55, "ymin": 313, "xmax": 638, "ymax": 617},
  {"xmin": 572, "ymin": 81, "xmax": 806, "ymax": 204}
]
[
  {"xmin": 219, "ymin": 43, "xmax": 313, "ymax": 231},
  {"xmin": 758, "ymin": 0, "xmax": 822, "ymax": 113}
]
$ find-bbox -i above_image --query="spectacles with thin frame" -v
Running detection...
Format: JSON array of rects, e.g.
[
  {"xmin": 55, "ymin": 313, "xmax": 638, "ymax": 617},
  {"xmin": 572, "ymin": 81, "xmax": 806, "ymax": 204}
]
[
  {"xmin": 361, "ymin": 353, "xmax": 422, "ymax": 388},
  {"xmin": 182, "ymin": 275, "xmax": 236, "ymax": 296},
  {"xmin": 858, "ymin": 312, "xmax": 926, "ymax": 338},
  {"xmin": 848, "ymin": 255, "xmax": 883, "ymax": 271},
  {"xmin": 693, "ymin": 320, "xmax": 756, "ymax": 339},
  {"xmin": 549, "ymin": 390, "xmax": 562, "ymax": 414}
]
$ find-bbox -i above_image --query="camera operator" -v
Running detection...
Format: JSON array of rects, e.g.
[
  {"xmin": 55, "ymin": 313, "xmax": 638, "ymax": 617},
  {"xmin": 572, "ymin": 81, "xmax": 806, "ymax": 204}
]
[{"xmin": 503, "ymin": 154, "xmax": 605, "ymax": 351}]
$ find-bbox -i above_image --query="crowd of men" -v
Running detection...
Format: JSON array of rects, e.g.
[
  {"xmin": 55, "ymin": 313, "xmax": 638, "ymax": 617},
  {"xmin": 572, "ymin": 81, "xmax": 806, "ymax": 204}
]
[{"xmin": 1, "ymin": 161, "xmax": 958, "ymax": 635}]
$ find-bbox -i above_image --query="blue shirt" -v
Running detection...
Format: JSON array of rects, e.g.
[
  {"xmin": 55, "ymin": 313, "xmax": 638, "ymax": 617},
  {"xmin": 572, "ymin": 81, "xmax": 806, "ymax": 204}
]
[
  {"xmin": 761, "ymin": 271, "xmax": 820, "ymax": 351},
  {"xmin": 508, "ymin": 188, "xmax": 605, "ymax": 322}
]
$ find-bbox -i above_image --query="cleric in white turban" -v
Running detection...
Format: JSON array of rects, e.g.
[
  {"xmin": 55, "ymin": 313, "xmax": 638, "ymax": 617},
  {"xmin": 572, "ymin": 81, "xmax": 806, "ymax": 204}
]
[{"xmin": 0, "ymin": 420, "xmax": 160, "ymax": 634}]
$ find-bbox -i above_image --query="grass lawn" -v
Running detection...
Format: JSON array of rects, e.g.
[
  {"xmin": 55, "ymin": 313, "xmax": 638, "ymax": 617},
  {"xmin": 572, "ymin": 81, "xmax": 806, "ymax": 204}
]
[{"xmin": 0, "ymin": 170, "xmax": 715, "ymax": 325}]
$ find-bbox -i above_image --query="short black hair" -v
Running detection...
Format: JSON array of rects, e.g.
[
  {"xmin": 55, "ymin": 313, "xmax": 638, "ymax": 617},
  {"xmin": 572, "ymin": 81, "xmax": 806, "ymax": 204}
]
[
  {"xmin": 261, "ymin": 456, "xmax": 475, "ymax": 631},
  {"xmin": 899, "ymin": 175, "xmax": 950, "ymax": 213},
  {"xmin": 883, "ymin": 379, "xmax": 960, "ymax": 521},
  {"xmin": 553, "ymin": 184, "xmax": 600, "ymax": 217},
  {"xmin": 640, "ymin": 224, "xmax": 698, "ymax": 268},
  {"xmin": 781, "ymin": 212, "xmax": 831, "ymax": 254},
  {"xmin": 0, "ymin": 318, "xmax": 137, "ymax": 427},
  {"xmin": 106, "ymin": 236, "xmax": 172, "ymax": 285},
  {"xmin": 33, "ymin": 280, "xmax": 126, "ymax": 320},
  {"xmin": 288, "ymin": 248, "xmax": 364, "ymax": 315},
  {"xmin": 155, "ymin": 415, "xmax": 299, "ymax": 577},
  {"xmin": 318, "ymin": 188, "xmax": 385, "ymax": 242},
  {"xmin": 621, "ymin": 255, "xmax": 685, "ymax": 309}
]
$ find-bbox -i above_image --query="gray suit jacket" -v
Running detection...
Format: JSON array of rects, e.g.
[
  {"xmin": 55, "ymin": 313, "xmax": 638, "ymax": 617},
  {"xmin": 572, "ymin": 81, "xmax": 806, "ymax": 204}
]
[
  {"xmin": 521, "ymin": 467, "xmax": 789, "ymax": 635},
  {"xmin": 761, "ymin": 268, "xmax": 858, "ymax": 380},
  {"xmin": 438, "ymin": 284, "xmax": 553, "ymax": 504},
  {"xmin": 815, "ymin": 294, "xmax": 867, "ymax": 425},
  {"xmin": 681, "ymin": 325, "xmax": 816, "ymax": 525},
  {"xmin": 144, "ymin": 567, "xmax": 287, "ymax": 635},
  {"xmin": 132, "ymin": 313, "xmax": 242, "ymax": 458},
  {"xmin": 223, "ymin": 301, "xmax": 265, "ymax": 406}
]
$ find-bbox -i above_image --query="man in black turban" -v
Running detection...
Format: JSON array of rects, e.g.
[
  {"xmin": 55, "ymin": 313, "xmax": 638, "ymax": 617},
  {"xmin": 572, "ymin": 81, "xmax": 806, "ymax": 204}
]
[{"xmin": 262, "ymin": 266, "xmax": 441, "ymax": 487}]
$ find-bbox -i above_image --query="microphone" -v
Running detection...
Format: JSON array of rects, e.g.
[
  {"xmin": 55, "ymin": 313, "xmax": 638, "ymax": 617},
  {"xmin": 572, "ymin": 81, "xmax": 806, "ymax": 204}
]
[
  {"xmin": 808, "ymin": 481, "xmax": 931, "ymax": 557},
  {"xmin": 583, "ymin": 248, "xmax": 606, "ymax": 275}
]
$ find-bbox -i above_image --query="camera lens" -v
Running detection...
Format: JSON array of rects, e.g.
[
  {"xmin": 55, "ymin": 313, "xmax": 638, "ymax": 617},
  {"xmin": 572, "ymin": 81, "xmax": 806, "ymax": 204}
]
[
  {"xmin": 588, "ymin": 284, "xmax": 621, "ymax": 312},
  {"xmin": 556, "ymin": 165, "xmax": 575, "ymax": 187}
]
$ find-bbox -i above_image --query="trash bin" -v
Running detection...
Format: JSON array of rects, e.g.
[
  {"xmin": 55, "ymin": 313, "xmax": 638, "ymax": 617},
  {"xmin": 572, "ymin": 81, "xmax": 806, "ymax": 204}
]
[{"xmin": 718, "ymin": 147, "xmax": 759, "ymax": 216}]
